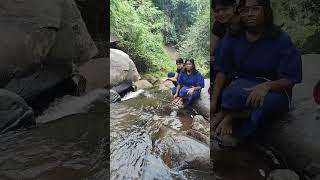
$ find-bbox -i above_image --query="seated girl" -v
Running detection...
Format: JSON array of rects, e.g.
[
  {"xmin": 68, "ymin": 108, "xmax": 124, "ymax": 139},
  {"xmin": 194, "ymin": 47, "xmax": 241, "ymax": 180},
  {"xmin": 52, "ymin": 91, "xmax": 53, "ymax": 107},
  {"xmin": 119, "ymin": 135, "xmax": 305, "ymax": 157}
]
[
  {"xmin": 174, "ymin": 59, "xmax": 205, "ymax": 109},
  {"xmin": 212, "ymin": 0, "xmax": 302, "ymax": 138},
  {"xmin": 167, "ymin": 58, "xmax": 185, "ymax": 96}
]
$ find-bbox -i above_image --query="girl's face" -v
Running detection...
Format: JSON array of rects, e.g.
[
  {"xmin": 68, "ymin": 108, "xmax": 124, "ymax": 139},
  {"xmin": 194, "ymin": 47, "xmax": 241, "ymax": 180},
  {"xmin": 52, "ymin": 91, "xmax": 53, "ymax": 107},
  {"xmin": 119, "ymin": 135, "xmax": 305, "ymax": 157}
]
[
  {"xmin": 185, "ymin": 61, "xmax": 194, "ymax": 71},
  {"xmin": 214, "ymin": 5, "xmax": 235, "ymax": 24},
  {"xmin": 239, "ymin": 0, "xmax": 265, "ymax": 28}
]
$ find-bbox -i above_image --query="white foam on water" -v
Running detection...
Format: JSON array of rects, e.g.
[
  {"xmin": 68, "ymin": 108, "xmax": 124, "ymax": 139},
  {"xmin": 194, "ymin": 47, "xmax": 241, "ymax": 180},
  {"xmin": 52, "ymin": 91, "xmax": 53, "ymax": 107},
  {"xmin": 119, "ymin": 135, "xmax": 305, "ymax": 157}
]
[
  {"xmin": 36, "ymin": 88, "xmax": 108, "ymax": 123},
  {"xmin": 121, "ymin": 89, "xmax": 145, "ymax": 101}
]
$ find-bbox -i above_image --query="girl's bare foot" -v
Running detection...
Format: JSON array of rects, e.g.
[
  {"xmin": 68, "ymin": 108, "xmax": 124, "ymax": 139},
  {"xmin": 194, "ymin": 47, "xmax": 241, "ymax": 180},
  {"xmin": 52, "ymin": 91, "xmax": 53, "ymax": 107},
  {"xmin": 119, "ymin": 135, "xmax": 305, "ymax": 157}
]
[
  {"xmin": 211, "ymin": 111, "xmax": 224, "ymax": 129},
  {"xmin": 215, "ymin": 114, "xmax": 233, "ymax": 136},
  {"xmin": 173, "ymin": 97, "xmax": 181, "ymax": 104},
  {"xmin": 177, "ymin": 98, "xmax": 184, "ymax": 108}
]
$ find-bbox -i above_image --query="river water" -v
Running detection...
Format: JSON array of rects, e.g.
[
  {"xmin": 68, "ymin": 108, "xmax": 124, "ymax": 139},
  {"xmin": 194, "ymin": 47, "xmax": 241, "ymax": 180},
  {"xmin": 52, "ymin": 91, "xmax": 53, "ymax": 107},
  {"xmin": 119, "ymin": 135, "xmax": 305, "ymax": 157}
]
[
  {"xmin": 110, "ymin": 89, "xmax": 212, "ymax": 180},
  {"xmin": 0, "ymin": 87, "xmax": 282, "ymax": 180},
  {"xmin": 0, "ymin": 96, "xmax": 109, "ymax": 179}
]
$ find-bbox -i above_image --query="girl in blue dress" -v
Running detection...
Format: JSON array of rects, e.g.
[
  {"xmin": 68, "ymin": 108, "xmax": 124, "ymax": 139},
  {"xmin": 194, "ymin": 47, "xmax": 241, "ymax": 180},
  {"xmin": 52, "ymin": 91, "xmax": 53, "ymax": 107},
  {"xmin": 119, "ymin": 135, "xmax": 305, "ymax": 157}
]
[
  {"xmin": 212, "ymin": 0, "xmax": 302, "ymax": 138},
  {"xmin": 174, "ymin": 59, "xmax": 205, "ymax": 109}
]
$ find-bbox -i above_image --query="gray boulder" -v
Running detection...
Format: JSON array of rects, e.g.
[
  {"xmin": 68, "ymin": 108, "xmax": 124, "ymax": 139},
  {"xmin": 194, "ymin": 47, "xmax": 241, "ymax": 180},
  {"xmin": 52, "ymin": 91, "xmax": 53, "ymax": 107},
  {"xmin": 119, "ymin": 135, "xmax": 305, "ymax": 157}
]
[
  {"xmin": 109, "ymin": 48, "xmax": 140, "ymax": 87},
  {"xmin": 0, "ymin": 89, "xmax": 35, "ymax": 133},
  {"xmin": 155, "ymin": 134, "xmax": 210, "ymax": 171},
  {"xmin": 134, "ymin": 80, "xmax": 153, "ymax": 90},
  {"xmin": 78, "ymin": 58, "xmax": 108, "ymax": 92},
  {"xmin": 0, "ymin": 0, "xmax": 97, "ymax": 101},
  {"xmin": 191, "ymin": 79, "xmax": 210, "ymax": 118},
  {"xmin": 264, "ymin": 54, "xmax": 320, "ymax": 177}
]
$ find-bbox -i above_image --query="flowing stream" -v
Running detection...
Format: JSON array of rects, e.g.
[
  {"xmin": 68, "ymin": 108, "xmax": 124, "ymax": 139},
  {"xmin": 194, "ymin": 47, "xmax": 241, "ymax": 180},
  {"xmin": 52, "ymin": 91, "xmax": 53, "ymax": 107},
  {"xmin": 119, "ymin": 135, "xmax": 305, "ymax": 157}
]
[{"xmin": 110, "ymin": 89, "xmax": 212, "ymax": 180}]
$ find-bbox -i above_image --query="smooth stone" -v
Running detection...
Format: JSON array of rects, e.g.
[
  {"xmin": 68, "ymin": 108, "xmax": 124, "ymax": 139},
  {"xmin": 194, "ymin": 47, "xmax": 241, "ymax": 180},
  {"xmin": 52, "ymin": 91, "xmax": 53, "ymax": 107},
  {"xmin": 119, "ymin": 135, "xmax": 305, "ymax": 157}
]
[
  {"xmin": 267, "ymin": 169, "xmax": 299, "ymax": 180},
  {"xmin": 109, "ymin": 48, "xmax": 140, "ymax": 87},
  {"xmin": 133, "ymin": 80, "xmax": 153, "ymax": 90},
  {"xmin": 155, "ymin": 134, "xmax": 210, "ymax": 171}
]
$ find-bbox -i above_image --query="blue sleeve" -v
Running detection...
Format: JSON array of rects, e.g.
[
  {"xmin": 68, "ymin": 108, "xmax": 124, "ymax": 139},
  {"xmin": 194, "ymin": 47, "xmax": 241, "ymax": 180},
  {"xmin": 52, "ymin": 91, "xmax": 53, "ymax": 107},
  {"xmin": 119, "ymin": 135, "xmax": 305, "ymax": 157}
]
[
  {"xmin": 214, "ymin": 33, "xmax": 235, "ymax": 75},
  {"xmin": 196, "ymin": 72, "xmax": 205, "ymax": 88},
  {"xmin": 177, "ymin": 72, "xmax": 183, "ymax": 85},
  {"xmin": 277, "ymin": 32, "xmax": 303, "ymax": 84}
]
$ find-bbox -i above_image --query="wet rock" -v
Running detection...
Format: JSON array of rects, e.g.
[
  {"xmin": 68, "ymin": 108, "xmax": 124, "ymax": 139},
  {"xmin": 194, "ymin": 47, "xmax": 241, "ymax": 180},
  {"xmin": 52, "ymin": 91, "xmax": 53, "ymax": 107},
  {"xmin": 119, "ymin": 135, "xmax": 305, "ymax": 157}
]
[
  {"xmin": 110, "ymin": 90, "xmax": 121, "ymax": 103},
  {"xmin": 180, "ymin": 169, "xmax": 213, "ymax": 180},
  {"xmin": 0, "ymin": 89, "xmax": 35, "ymax": 134},
  {"xmin": 111, "ymin": 81, "xmax": 134, "ymax": 97},
  {"xmin": 263, "ymin": 55, "xmax": 320, "ymax": 176},
  {"xmin": 143, "ymin": 74, "xmax": 158, "ymax": 84},
  {"xmin": 134, "ymin": 80, "xmax": 153, "ymax": 90},
  {"xmin": 0, "ymin": 0, "xmax": 97, "ymax": 102},
  {"xmin": 159, "ymin": 80, "xmax": 175, "ymax": 92},
  {"xmin": 185, "ymin": 129, "xmax": 210, "ymax": 145},
  {"xmin": 192, "ymin": 115, "xmax": 210, "ymax": 137},
  {"xmin": 267, "ymin": 169, "xmax": 299, "ymax": 180},
  {"xmin": 78, "ymin": 58, "xmax": 108, "ymax": 92},
  {"xmin": 155, "ymin": 134, "xmax": 210, "ymax": 171},
  {"xmin": 109, "ymin": 48, "xmax": 140, "ymax": 87},
  {"xmin": 191, "ymin": 79, "xmax": 210, "ymax": 118}
]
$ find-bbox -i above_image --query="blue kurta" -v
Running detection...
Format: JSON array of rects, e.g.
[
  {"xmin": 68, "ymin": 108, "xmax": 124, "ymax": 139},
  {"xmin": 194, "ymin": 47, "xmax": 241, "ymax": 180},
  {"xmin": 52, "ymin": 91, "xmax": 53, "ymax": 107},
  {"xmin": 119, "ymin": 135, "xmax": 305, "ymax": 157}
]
[
  {"xmin": 177, "ymin": 70, "xmax": 205, "ymax": 107},
  {"xmin": 216, "ymin": 30, "xmax": 303, "ymax": 137}
]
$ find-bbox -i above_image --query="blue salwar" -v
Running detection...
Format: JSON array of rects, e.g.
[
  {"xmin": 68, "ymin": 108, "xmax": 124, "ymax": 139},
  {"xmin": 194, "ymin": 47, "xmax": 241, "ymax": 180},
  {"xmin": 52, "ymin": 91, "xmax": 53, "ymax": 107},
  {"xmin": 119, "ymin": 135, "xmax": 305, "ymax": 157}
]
[
  {"xmin": 177, "ymin": 70, "xmax": 205, "ymax": 107},
  {"xmin": 216, "ymin": 31, "xmax": 302, "ymax": 137}
]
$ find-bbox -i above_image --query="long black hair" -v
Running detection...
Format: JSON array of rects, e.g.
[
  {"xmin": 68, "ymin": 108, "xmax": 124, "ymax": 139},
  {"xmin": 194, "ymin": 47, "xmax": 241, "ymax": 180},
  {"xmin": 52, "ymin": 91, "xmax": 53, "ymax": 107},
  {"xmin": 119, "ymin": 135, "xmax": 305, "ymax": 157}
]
[
  {"xmin": 212, "ymin": 0, "xmax": 237, "ymax": 9},
  {"xmin": 238, "ymin": 0, "xmax": 281, "ymax": 39}
]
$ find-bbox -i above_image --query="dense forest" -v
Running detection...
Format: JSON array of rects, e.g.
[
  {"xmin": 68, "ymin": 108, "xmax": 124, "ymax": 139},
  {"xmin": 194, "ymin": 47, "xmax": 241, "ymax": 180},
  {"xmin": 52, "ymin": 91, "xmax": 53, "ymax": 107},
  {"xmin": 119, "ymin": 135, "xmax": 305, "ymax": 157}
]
[
  {"xmin": 110, "ymin": 0, "xmax": 210, "ymax": 77},
  {"xmin": 110, "ymin": 0, "xmax": 320, "ymax": 77},
  {"xmin": 272, "ymin": 0, "xmax": 320, "ymax": 53}
]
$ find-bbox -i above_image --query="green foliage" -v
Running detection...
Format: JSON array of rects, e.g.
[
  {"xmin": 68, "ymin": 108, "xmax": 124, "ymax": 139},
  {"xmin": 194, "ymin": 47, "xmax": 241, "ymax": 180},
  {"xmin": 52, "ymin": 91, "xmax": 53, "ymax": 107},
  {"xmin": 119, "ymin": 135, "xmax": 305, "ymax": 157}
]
[
  {"xmin": 111, "ymin": 0, "xmax": 209, "ymax": 76},
  {"xmin": 110, "ymin": 0, "xmax": 174, "ymax": 73},
  {"xmin": 272, "ymin": 0, "xmax": 320, "ymax": 52},
  {"xmin": 152, "ymin": 0, "xmax": 207, "ymax": 44},
  {"xmin": 178, "ymin": 2, "xmax": 210, "ymax": 77}
]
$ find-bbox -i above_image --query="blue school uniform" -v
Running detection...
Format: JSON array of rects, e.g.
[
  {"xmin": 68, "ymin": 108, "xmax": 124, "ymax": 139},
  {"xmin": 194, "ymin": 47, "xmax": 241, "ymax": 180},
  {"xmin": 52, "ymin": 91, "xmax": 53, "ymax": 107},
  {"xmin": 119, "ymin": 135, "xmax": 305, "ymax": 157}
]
[
  {"xmin": 216, "ymin": 31, "xmax": 302, "ymax": 137},
  {"xmin": 177, "ymin": 70, "xmax": 205, "ymax": 107}
]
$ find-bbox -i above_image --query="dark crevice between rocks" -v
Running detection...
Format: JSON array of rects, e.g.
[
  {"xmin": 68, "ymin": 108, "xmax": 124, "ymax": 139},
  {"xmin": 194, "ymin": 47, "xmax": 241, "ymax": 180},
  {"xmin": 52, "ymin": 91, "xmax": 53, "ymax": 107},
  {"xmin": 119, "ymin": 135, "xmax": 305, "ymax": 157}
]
[{"xmin": 75, "ymin": 0, "xmax": 108, "ymax": 58}]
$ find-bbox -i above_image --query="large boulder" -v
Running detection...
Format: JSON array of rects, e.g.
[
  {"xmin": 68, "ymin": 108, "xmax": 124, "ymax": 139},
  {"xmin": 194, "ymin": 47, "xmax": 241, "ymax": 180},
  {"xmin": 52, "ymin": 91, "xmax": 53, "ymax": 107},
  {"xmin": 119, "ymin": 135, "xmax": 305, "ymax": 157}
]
[
  {"xmin": 0, "ymin": 0, "xmax": 97, "ymax": 101},
  {"xmin": 78, "ymin": 58, "xmax": 108, "ymax": 92},
  {"xmin": 109, "ymin": 48, "xmax": 140, "ymax": 87},
  {"xmin": 263, "ymin": 54, "xmax": 320, "ymax": 177},
  {"xmin": 155, "ymin": 134, "xmax": 210, "ymax": 171},
  {"xmin": 191, "ymin": 79, "xmax": 210, "ymax": 118},
  {"xmin": 0, "ymin": 89, "xmax": 35, "ymax": 133}
]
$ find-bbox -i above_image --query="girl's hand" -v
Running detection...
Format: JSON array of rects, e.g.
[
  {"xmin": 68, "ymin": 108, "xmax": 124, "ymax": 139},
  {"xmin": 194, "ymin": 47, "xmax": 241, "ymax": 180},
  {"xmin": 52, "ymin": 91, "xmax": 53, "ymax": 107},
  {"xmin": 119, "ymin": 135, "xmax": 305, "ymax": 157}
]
[
  {"xmin": 187, "ymin": 87, "xmax": 195, "ymax": 95},
  {"xmin": 245, "ymin": 82, "xmax": 271, "ymax": 108}
]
